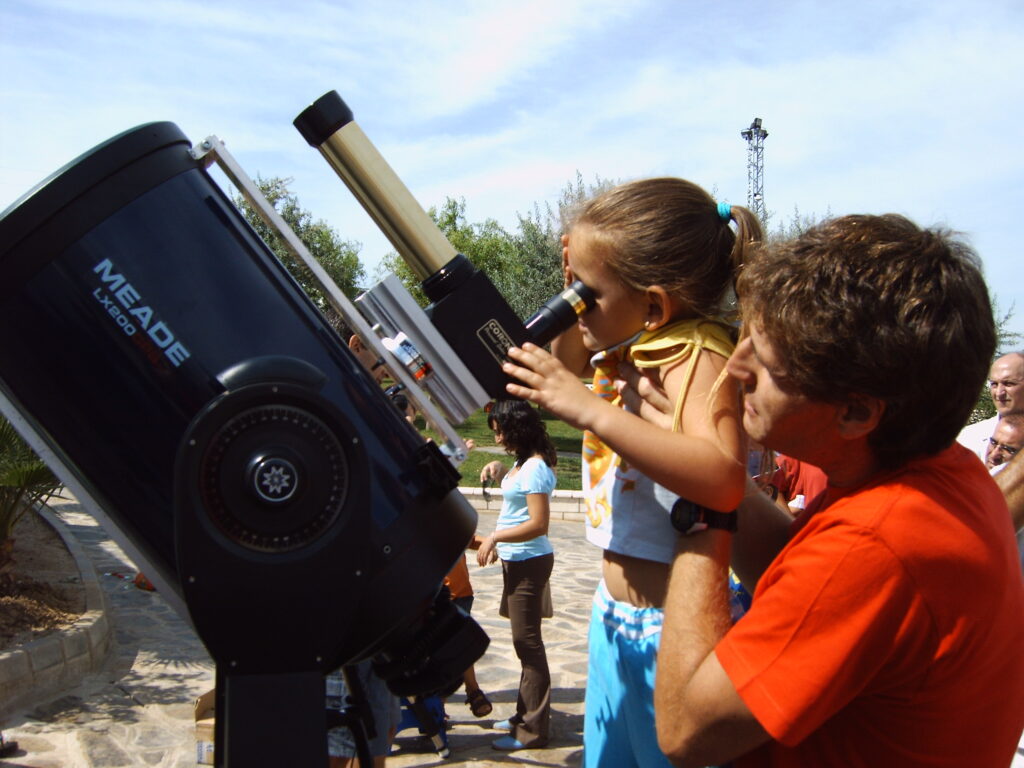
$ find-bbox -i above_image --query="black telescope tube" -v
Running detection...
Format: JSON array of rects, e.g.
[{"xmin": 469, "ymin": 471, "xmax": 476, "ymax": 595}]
[{"xmin": 524, "ymin": 280, "xmax": 596, "ymax": 347}]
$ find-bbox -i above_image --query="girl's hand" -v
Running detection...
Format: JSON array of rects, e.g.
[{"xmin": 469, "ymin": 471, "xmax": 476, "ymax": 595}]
[
  {"xmin": 476, "ymin": 535, "xmax": 498, "ymax": 567},
  {"xmin": 503, "ymin": 343, "xmax": 600, "ymax": 430}
]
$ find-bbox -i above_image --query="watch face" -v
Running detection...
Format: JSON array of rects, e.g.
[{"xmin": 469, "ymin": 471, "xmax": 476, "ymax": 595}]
[{"xmin": 670, "ymin": 499, "xmax": 701, "ymax": 534}]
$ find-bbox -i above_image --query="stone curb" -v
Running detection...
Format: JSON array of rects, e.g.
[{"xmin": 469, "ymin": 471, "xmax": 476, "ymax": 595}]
[{"xmin": 0, "ymin": 505, "xmax": 111, "ymax": 719}]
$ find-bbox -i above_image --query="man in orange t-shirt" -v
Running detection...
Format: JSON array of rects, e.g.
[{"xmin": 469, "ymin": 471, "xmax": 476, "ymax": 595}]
[{"xmin": 647, "ymin": 215, "xmax": 1024, "ymax": 767}]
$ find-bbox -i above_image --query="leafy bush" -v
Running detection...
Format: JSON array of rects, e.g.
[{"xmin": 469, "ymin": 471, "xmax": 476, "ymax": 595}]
[{"xmin": 0, "ymin": 416, "xmax": 63, "ymax": 580}]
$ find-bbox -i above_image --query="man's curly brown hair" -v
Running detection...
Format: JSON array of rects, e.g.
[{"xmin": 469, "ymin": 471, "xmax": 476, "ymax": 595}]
[{"xmin": 736, "ymin": 214, "xmax": 995, "ymax": 470}]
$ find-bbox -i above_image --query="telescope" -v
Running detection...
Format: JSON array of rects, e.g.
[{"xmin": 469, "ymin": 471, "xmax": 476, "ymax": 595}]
[{"xmin": 0, "ymin": 91, "xmax": 594, "ymax": 766}]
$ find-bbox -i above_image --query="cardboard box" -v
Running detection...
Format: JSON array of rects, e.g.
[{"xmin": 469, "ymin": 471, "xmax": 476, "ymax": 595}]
[{"xmin": 194, "ymin": 688, "xmax": 216, "ymax": 765}]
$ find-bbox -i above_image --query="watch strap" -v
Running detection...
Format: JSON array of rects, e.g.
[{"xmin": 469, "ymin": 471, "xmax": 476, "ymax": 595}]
[{"xmin": 670, "ymin": 499, "xmax": 737, "ymax": 535}]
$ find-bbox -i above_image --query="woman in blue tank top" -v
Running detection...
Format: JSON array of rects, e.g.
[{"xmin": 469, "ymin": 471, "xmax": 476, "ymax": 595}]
[{"xmin": 474, "ymin": 399, "xmax": 557, "ymax": 752}]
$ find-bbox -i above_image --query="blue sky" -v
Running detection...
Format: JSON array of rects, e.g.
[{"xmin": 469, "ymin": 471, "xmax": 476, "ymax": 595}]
[{"xmin": 3, "ymin": 0, "xmax": 1023, "ymax": 344}]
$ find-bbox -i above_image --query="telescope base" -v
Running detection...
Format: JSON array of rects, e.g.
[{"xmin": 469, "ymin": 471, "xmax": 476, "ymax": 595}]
[{"xmin": 215, "ymin": 668, "xmax": 327, "ymax": 767}]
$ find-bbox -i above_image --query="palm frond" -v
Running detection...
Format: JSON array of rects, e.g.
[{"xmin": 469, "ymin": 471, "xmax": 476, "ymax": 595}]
[{"xmin": 0, "ymin": 415, "xmax": 63, "ymax": 545}]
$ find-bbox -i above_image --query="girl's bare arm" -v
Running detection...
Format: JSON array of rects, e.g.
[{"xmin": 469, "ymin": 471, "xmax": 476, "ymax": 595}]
[
  {"xmin": 550, "ymin": 324, "xmax": 594, "ymax": 377},
  {"xmin": 504, "ymin": 343, "xmax": 745, "ymax": 512},
  {"xmin": 549, "ymin": 233, "xmax": 594, "ymax": 376}
]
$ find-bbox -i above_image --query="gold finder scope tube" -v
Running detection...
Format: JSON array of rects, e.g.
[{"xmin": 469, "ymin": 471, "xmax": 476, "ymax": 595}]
[
  {"xmin": 294, "ymin": 91, "xmax": 594, "ymax": 399},
  {"xmin": 293, "ymin": 92, "xmax": 452, "ymax": 282}
]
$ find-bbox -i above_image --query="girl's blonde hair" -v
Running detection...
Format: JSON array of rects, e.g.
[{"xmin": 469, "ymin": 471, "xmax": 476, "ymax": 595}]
[{"xmin": 571, "ymin": 177, "xmax": 762, "ymax": 319}]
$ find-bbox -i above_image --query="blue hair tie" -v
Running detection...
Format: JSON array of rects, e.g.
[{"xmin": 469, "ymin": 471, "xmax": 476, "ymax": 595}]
[{"xmin": 717, "ymin": 201, "xmax": 732, "ymax": 222}]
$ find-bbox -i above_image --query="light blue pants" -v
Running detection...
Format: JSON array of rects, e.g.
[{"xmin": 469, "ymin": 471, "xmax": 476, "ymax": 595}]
[{"xmin": 583, "ymin": 579, "xmax": 675, "ymax": 768}]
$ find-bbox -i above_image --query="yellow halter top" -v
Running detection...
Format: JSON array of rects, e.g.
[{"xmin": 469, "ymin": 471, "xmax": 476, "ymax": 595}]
[{"xmin": 581, "ymin": 318, "xmax": 736, "ymax": 537}]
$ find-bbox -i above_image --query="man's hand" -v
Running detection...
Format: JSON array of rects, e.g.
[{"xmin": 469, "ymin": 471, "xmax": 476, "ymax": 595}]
[
  {"xmin": 994, "ymin": 449, "xmax": 1024, "ymax": 532},
  {"xmin": 615, "ymin": 360, "xmax": 675, "ymax": 430}
]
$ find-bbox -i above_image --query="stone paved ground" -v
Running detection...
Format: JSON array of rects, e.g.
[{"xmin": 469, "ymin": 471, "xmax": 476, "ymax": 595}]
[{"xmin": 1, "ymin": 497, "xmax": 602, "ymax": 768}]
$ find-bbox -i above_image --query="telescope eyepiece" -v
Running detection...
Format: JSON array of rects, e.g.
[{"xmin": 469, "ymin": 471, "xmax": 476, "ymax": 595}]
[{"xmin": 524, "ymin": 279, "xmax": 596, "ymax": 347}]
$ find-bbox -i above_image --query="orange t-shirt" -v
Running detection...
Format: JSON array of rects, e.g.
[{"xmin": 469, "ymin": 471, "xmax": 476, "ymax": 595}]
[
  {"xmin": 717, "ymin": 443, "xmax": 1024, "ymax": 767},
  {"xmin": 444, "ymin": 555, "xmax": 473, "ymax": 600}
]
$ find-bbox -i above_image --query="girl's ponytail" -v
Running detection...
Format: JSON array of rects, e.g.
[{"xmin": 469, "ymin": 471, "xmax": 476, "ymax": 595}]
[{"xmin": 720, "ymin": 203, "xmax": 764, "ymax": 286}]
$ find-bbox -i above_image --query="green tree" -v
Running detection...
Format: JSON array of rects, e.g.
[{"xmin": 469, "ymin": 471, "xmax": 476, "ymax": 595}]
[
  {"xmin": 513, "ymin": 206, "xmax": 564, "ymax": 317},
  {"xmin": 768, "ymin": 204, "xmax": 831, "ymax": 243},
  {"xmin": 232, "ymin": 176, "xmax": 365, "ymax": 330},
  {"xmin": 0, "ymin": 416, "xmax": 62, "ymax": 584},
  {"xmin": 511, "ymin": 173, "xmax": 616, "ymax": 321},
  {"xmin": 381, "ymin": 197, "xmax": 524, "ymax": 312},
  {"xmin": 435, "ymin": 197, "xmax": 528, "ymax": 313}
]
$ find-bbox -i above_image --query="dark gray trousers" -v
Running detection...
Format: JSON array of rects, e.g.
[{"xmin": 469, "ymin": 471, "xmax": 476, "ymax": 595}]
[{"xmin": 501, "ymin": 552, "xmax": 554, "ymax": 747}]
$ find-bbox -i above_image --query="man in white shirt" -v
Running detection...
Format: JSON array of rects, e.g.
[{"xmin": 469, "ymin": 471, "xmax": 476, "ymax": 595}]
[
  {"xmin": 986, "ymin": 414, "xmax": 1024, "ymax": 473},
  {"xmin": 958, "ymin": 351, "xmax": 1024, "ymax": 459}
]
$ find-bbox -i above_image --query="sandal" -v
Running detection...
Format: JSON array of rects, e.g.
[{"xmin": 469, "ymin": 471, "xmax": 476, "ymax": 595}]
[{"xmin": 465, "ymin": 687, "xmax": 493, "ymax": 717}]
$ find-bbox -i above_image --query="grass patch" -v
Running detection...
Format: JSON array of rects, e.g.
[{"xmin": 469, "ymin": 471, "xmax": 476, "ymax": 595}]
[
  {"xmin": 455, "ymin": 451, "xmax": 581, "ymax": 491},
  {"xmin": 417, "ymin": 406, "xmax": 583, "ymax": 491},
  {"xmin": 450, "ymin": 407, "xmax": 582, "ymax": 449}
]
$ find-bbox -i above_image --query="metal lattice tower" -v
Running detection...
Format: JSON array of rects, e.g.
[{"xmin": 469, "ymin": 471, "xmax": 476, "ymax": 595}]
[{"xmin": 740, "ymin": 117, "xmax": 768, "ymax": 223}]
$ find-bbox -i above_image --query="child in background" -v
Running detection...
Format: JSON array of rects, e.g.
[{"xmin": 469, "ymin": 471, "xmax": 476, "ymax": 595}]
[
  {"xmin": 502, "ymin": 178, "xmax": 760, "ymax": 767},
  {"xmin": 443, "ymin": 556, "xmax": 492, "ymax": 718},
  {"xmin": 326, "ymin": 662, "xmax": 400, "ymax": 768}
]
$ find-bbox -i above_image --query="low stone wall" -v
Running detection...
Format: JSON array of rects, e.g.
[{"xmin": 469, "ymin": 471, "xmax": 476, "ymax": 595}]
[
  {"xmin": 0, "ymin": 507, "xmax": 111, "ymax": 718},
  {"xmin": 459, "ymin": 487, "xmax": 587, "ymax": 522}
]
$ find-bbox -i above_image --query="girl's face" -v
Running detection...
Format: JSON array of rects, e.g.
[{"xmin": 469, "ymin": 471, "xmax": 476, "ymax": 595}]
[
  {"xmin": 567, "ymin": 226, "xmax": 649, "ymax": 352},
  {"xmin": 489, "ymin": 421, "xmax": 504, "ymax": 446}
]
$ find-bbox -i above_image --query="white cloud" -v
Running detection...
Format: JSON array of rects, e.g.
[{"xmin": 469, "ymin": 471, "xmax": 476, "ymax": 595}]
[{"xmin": 3, "ymin": 0, "xmax": 1023, "ymax": 337}]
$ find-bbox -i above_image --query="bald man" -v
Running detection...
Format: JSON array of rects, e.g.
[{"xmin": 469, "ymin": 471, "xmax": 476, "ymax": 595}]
[{"xmin": 958, "ymin": 352, "xmax": 1024, "ymax": 460}]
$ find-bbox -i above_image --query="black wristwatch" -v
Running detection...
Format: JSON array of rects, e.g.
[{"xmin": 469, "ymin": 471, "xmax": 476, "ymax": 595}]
[{"xmin": 670, "ymin": 499, "xmax": 737, "ymax": 536}]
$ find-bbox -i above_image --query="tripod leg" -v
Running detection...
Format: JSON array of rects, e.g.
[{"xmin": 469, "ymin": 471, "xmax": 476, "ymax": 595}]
[{"xmin": 340, "ymin": 666, "xmax": 376, "ymax": 768}]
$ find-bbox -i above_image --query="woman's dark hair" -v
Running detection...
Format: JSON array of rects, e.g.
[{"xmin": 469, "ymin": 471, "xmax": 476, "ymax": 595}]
[{"xmin": 487, "ymin": 399, "xmax": 558, "ymax": 468}]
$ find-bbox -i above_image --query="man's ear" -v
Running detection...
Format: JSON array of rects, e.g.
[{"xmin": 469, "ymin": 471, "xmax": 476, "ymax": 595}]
[
  {"xmin": 643, "ymin": 286, "xmax": 674, "ymax": 331},
  {"xmin": 838, "ymin": 395, "xmax": 885, "ymax": 439}
]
